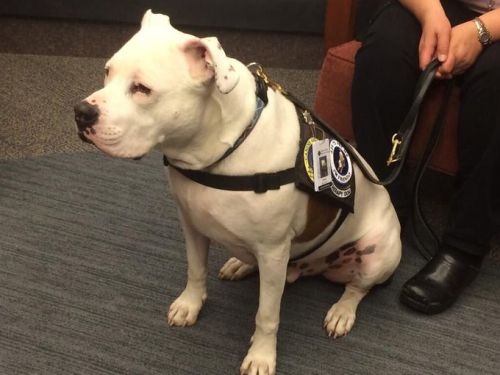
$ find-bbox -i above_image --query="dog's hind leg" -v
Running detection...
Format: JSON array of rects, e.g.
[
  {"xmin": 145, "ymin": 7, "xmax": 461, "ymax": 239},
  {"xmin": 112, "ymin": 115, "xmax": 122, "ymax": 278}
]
[
  {"xmin": 219, "ymin": 257, "xmax": 258, "ymax": 280},
  {"xmin": 323, "ymin": 284, "xmax": 368, "ymax": 338}
]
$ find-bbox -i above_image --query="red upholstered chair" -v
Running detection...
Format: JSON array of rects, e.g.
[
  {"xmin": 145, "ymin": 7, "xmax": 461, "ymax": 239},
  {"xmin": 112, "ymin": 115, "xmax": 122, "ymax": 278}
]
[{"xmin": 316, "ymin": 0, "xmax": 460, "ymax": 175}]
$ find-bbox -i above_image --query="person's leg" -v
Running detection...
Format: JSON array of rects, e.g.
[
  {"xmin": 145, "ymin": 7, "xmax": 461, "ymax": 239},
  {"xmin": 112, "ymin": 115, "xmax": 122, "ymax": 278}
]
[
  {"xmin": 352, "ymin": 1, "xmax": 422, "ymax": 172},
  {"xmin": 351, "ymin": 1, "xmax": 421, "ymax": 217},
  {"xmin": 442, "ymin": 45, "xmax": 500, "ymax": 257},
  {"xmin": 401, "ymin": 1, "xmax": 500, "ymax": 313}
]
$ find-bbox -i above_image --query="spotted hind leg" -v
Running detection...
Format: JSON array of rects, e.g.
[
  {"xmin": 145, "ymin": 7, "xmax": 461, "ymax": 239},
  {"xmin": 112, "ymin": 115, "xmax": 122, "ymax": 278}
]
[
  {"xmin": 219, "ymin": 257, "xmax": 258, "ymax": 280},
  {"xmin": 323, "ymin": 284, "xmax": 368, "ymax": 338}
]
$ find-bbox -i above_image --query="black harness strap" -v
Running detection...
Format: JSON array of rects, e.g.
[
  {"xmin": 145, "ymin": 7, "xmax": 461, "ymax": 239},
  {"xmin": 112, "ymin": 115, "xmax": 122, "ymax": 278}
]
[
  {"xmin": 163, "ymin": 75, "xmax": 297, "ymax": 194},
  {"xmin": 168, "ymin": 162, "xmax": 296, "ymax": 194},
  {"xmin": 290, "ymin": 209, "xmax": 350, "ymax": 262}
]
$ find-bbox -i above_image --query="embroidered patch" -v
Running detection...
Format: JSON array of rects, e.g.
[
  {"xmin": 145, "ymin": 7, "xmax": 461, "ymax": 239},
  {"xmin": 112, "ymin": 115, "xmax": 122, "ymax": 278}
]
[
  {"xmin": 303, "ymin": 137, "xmax": 318, "ymax": 182},
  {"xmin": 329, "ymin": 139, "xmax": 353, "ymax": 198},
  {"xmin": 330, "ymin": 139, "xmax": 352, "ymax": 184},
  {"xmin": 294, "ymin": 109, "xmax": 355, "ymax": 213}
]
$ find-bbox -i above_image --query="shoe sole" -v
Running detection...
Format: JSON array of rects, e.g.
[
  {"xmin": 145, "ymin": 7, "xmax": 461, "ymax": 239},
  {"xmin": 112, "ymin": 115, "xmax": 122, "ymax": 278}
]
[{"xmin": 399, "ymin": 291, "xmax": 453, "ymax": 315}]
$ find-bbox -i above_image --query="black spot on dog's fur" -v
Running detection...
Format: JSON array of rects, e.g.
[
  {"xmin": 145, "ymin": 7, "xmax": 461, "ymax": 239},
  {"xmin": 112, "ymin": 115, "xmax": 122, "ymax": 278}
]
[
  {"xmin": 325, "ymin": 251, "xmax": 340, "ymax": 264},
  {"xmin": 344, "ymin": 248, "xmax": 356, "ymax": 256},
  {"xmin": 339, "ymin": 241, "xmax": 357, "ymax": 251},
  {"xmin": 357, "ymin": 245, "xmax": 376, "ymax": 255},
  {"xmin": 329, "ymin": 264, "xmax": 343, "ymax": 269}
]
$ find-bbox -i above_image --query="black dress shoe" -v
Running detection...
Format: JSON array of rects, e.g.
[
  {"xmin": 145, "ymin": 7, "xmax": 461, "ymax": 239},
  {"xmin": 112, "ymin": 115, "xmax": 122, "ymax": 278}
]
[{"xmin": 400, "ymin": 247, "xmax": 482, "ymax": 314}]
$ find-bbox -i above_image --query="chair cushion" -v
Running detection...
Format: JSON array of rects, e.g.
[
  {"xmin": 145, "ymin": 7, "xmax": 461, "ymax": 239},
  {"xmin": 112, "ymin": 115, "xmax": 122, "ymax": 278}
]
[{"xmin": 314, "ymin": 41, "xmax": 459, "ymax": 175}]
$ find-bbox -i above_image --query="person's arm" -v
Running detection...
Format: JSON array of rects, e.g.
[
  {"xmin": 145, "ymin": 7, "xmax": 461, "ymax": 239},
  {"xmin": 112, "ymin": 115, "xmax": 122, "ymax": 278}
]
[
  {"xmin": 438, "ymin": 9, "xmax": 500, "ymax": 77},
  {"xmin": 398, "ymin": 0, "xmax": 451, "ymax": 71},
  {"xmin": 398, "ymin": 0, "xmax": 443, "ymax": 23},
  {"xmin": 479, "ymin": 8, "xmax": 500, "ymax": 41}
]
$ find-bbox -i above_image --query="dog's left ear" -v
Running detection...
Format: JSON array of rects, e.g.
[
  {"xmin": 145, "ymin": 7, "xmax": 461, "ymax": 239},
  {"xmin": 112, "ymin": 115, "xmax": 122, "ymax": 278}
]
[
  {"xmin": 183, "ymin": 37, "xmax": 239, "ymax": 94},
  {"xmin": 141, "ymin": 9, "xmax": 172, "ymax": 29}
]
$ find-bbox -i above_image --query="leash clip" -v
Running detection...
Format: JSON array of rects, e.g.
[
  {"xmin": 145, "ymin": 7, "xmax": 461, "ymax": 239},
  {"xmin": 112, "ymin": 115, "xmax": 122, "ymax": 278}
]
[
  {"xmin": 247, "ymin": 62, "xmax": 288, "ymax": 95},
  {"xmin": 387, "ymin": 133, "xmax": 403, "ymax": 166}
]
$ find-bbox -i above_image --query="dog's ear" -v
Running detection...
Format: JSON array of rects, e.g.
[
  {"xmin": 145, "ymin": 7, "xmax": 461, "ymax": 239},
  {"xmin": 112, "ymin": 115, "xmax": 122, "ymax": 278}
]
[
  {"xmin": 141, "ymin": 9, "xmax": 171, "ymax": 29},
  {"xmin": 183, "ymin": 37, "xmax": 239, "ymax": 94}
]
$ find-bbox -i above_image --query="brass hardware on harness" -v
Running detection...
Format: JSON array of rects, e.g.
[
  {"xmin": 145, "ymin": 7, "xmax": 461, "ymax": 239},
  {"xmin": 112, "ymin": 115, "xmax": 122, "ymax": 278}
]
[
  {"xmin": 302, "ymin": 110, "xmax": 327, "ymax": 140},
  {"xmin": 387, "ymin": 134, "xmax": 403, "ymax": 166},
  {"xmin": 302, "ymin": 110, "xmax": 315, "ymax": 126},
  {"xmin": 248, "ymin": 62, "xmax": 288, "ymax": 94}
]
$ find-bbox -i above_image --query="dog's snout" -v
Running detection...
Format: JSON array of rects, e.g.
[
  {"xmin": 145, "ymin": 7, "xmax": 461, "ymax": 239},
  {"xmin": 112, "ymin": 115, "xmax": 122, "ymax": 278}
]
[{"xmin": 74, "ymin": 101, "xmax": 99, "ymax": 131}]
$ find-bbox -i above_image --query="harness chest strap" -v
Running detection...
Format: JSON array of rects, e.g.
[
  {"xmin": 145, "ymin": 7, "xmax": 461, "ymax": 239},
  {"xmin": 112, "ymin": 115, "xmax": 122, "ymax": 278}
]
[
  {"xmin": 163, "ymin": 75, "xmax": 297, "ymax": 194},
  {"xmin": 166, "ymin": 158, "xmax": 296, "ymax": 194}
]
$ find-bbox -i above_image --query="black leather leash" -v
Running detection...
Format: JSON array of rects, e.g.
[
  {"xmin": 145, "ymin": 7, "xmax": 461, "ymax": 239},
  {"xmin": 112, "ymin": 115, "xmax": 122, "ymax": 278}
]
[
  {"xmin": 407, "ymin": 80, "xmax": 454, "ymax": 260},
  {"xmin": 280, "ymin": 59, "xmax": 445, "ymax": 187}
]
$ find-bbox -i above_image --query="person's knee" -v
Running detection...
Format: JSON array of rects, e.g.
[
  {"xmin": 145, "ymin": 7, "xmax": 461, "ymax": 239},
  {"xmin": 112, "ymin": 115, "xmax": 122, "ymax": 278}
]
[
  {"xmin": 463, "ymin": 43, "xmax": 500, "ymax": 92},
  {"xmin": 356, "ymin": 2, "xmax": 420, "ymax": 69}
]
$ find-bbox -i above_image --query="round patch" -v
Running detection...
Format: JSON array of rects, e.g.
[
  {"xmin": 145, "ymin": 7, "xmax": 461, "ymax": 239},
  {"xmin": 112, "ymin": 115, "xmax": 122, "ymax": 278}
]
[
  {"xmin": 303, "ymin": 137, "xmax": 318, "ymax": 182},
  {"xmin": 330, "ymin": 139, "xmax": 352, "ymax": 185}
]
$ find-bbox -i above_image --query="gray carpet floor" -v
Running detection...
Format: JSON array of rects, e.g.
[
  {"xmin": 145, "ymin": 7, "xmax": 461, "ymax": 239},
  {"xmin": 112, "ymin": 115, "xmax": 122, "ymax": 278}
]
[
  {"xmin": 0, "ymin": 18, "xmax": 499, "ymax": 375},
  {"xmin": 1, "ymin": 152, "xmax": 499, "ymax": 374}
]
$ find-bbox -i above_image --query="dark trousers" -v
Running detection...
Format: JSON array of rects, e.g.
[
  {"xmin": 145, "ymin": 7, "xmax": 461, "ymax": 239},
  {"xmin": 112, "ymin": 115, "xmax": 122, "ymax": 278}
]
[{"xmin": 352, "ymin": 0, "xmax": 500, "ymax": 256}]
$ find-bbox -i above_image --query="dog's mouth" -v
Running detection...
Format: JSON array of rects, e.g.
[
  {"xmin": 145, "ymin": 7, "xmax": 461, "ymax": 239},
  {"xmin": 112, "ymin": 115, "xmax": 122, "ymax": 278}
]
[
  {"xmin": 77, "ymin": 130, "xmax": 144, "ymax": 160},
  {"xmin": 77, "ymin": 128, "xmax": 113, "ymax": 147},
  {"xmin": 78, "ymin": 131, "xmax": 94, "ymax": 145}
]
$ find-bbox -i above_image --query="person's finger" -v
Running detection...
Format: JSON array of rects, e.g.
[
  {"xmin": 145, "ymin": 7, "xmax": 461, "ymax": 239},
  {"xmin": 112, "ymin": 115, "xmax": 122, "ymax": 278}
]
[
  {"xmin": 436, "ymin": 27, "xmax": 451, "ymax": 63},
  {"xmin": 419, "ymin": 32, "xmax": 437, "ymax": 70},
  {"xmin": 438, "ymin": 53, "xmax": 455, "ymax": 76}
]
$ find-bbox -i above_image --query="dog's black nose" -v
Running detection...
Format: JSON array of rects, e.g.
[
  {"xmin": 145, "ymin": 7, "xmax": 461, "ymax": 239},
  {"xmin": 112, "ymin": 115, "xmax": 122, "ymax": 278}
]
[{"xmin": 74, "ymin": 101, "xmax": 99, "ymax": 132}]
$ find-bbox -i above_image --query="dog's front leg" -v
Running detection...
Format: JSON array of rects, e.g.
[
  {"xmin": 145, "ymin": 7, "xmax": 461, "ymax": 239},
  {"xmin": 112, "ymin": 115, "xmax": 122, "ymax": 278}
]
[
  {"xmin": 168, "ymin": 211, "xmax": 209, "ymax": 327},
  {"xmin": 240, "ymin": 243, "xmax": 290, "ymax": 375}
]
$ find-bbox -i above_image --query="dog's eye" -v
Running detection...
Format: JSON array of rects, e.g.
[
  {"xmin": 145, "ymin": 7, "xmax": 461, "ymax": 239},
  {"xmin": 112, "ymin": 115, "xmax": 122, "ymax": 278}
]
[
  {"xmin": 104, "ymin": 67, "xmax": 110, "ymax": 77},
  {"xmin": 131, "ymin": 83, "xmax": 152, "ymax": 95}
]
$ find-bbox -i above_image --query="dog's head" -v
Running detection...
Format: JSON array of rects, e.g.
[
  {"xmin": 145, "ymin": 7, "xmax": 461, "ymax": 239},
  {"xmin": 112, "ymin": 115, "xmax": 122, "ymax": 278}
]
[{"xmin": 74, "ymin": 10, "xmax": 240, "ymax": 159}]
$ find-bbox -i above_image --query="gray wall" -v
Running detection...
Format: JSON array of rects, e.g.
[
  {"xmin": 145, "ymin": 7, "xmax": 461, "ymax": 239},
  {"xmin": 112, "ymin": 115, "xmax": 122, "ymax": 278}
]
[{"xmin": 0, "ymin": 0, "xmax": 326, "ymax": 33}]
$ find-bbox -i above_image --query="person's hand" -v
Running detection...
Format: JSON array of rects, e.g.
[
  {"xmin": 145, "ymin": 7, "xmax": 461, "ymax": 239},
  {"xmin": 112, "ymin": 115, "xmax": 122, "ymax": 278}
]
[
  {"xmin": 419, "ymin": 10, "xmax": 452, "ymax": 72},
  {"xmin": 437, "ymin": 21, "xmax": 483, "ymax": 79}
]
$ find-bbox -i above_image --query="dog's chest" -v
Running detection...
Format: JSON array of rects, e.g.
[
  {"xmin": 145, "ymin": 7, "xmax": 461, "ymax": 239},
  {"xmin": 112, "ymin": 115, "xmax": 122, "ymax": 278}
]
[
  {"xmin": 174, "ymin": 185, "xmax": 245, "ymax": 244},
  {"xmin": 168, "ymin": 169, "xmax": 302, "ymax": 249}
]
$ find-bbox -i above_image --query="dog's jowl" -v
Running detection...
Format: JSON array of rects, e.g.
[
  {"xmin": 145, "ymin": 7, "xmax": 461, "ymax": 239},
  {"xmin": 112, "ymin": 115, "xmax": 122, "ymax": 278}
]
[{"xmin": 74, "ymin": 10, "xmax": 401, "ymax": 375}]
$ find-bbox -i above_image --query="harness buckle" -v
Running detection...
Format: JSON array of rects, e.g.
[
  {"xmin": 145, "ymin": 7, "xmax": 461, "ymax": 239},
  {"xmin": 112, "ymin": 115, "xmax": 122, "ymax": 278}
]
[{"xmin": 254, "ymin": 173, "xmax": 280, "ymax": 193}]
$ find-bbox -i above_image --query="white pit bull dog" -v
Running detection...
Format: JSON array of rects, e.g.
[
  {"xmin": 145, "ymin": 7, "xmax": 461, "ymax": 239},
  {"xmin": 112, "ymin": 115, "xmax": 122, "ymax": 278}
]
[{"xmin": 74, "ymin": 10, "xmax": 401, "ymax": 375}]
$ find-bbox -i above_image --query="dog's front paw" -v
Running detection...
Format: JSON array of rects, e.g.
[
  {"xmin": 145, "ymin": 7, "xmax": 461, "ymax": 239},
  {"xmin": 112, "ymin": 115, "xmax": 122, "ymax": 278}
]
[
  {"xmin": 240, "ymin": 345, "xmax": 276, "ymax": 375},
  {"xmin": 323, "ymin": 301, "xmax": 356, "ymax": 338},
  {"xmin": 167, "ymin": 290, "xmax": 206, "ymax": 327},
  {"xmin": 219, "ymin": 257, "xmax": 257, "ymax": 280}
]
